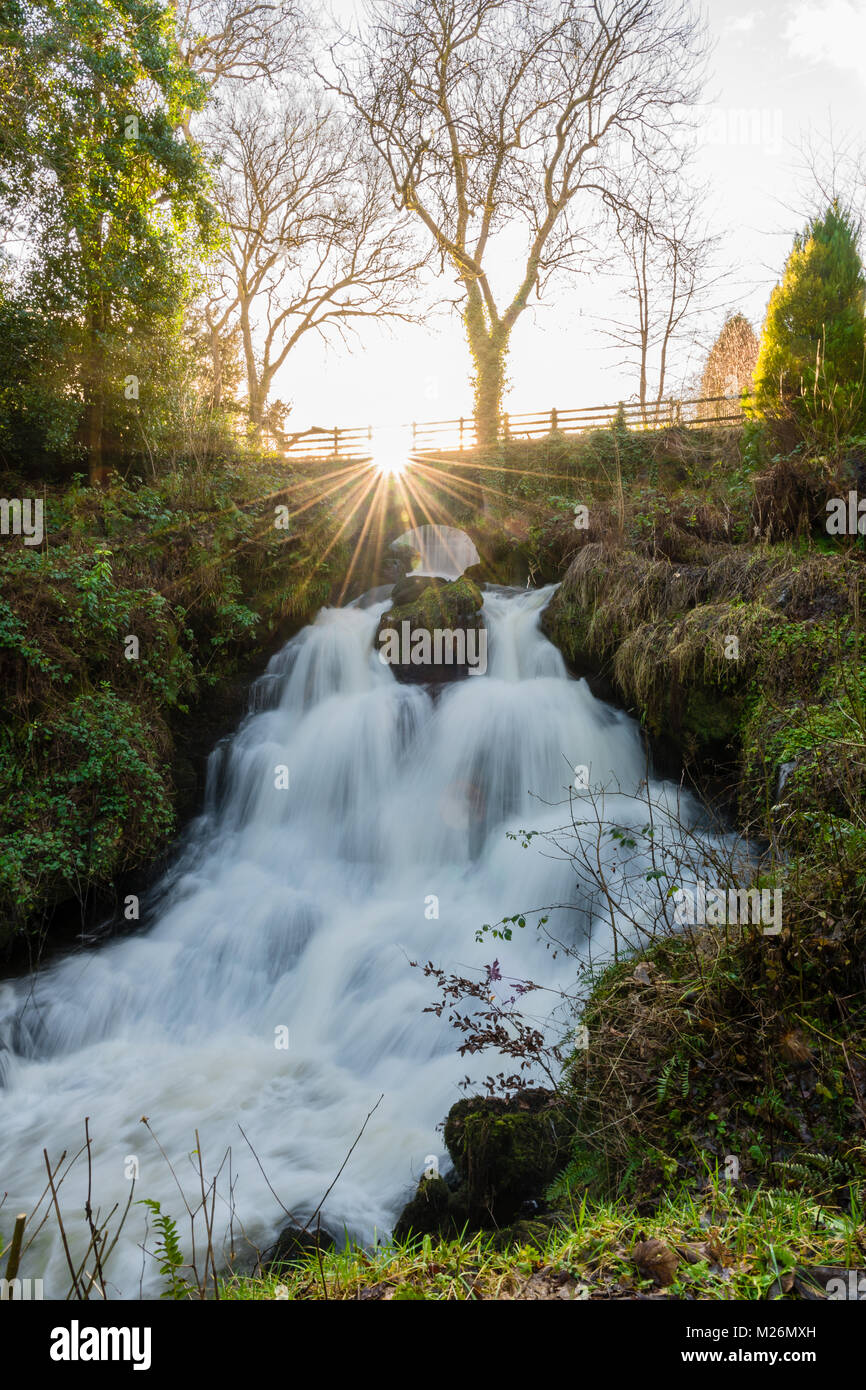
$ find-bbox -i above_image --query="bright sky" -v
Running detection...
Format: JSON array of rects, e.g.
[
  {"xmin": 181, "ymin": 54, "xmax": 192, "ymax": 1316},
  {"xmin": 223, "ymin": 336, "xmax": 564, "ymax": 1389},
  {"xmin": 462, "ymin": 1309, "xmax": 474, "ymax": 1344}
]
[{"xmin": 278, "ymin": 0, "xmax": 866, "ymax": 433}]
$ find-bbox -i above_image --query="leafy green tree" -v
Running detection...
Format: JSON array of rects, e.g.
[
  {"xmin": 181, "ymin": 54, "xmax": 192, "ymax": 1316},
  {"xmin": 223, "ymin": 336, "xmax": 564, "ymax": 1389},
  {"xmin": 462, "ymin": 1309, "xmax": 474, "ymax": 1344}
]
[
  {"xmin": 0, "ymin": 0, "xmax": 216, "ymax": 481},
  {"xmin": 752, "ymin": 203, "xmax": 866, "ymax": 444}
]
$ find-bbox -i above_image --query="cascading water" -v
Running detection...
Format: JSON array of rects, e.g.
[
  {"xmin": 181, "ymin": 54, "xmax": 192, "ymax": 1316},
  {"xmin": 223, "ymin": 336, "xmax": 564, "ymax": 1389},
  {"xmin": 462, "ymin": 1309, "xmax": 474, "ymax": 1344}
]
[{"xmin": 0, "ymin": 572, "xmax": 712, "ymax": 1297}]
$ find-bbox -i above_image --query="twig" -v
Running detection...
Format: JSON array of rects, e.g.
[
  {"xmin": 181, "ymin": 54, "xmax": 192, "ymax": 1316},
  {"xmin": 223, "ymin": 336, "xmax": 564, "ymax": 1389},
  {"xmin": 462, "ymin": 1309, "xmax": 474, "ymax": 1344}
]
[
  {"xmin": 2, "ymin": 1213, "xmax": 26, "ymax": 1293},
  {"xmin": 43, "ymin": 1149, "xmax": 82, "ymax": 1299},
  {"xmin": 307, "ymin": 1095, "xmax": 384, "ymax": 1231}
]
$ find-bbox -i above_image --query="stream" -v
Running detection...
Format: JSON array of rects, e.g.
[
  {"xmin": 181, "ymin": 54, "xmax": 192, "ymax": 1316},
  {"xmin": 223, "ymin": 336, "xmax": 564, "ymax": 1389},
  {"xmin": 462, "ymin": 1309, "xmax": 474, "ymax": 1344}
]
[{"xmin": 0, "ymin": 543, "xmax": 714, "ymax": 1296}]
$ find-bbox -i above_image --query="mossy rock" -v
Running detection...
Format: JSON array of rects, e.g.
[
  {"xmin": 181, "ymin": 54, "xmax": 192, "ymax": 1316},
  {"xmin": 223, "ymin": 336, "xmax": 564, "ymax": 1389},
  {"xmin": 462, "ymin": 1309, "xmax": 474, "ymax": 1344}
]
[
  {"xmin": 385, "ymin": 574, "xmax": 483, "ymax": 629},
  {"xmin": 443, "ymin": 1089, "xmax": 570, "ymax": 1225},
  {"xmin": 490, "ymin": 1210, "xmax": 573, "ymax": 1252},
  {"xmin": 389, "ymin": 574, "xmax": 449, "ymax": 607},
  {"xmin": 264, "ymin": 1221, "xmax": 336, "ymax": 1271},
  {"xmin": 392, "ymin": 1175, "xmax": 470, "ymax": 1243},
  {"xmin": 539, "ymin": 595, "xmax": 595, "ymax": 675},
  {"xmin": 376, "ymin": 575, "xmax": 485, "ymax": 684}
]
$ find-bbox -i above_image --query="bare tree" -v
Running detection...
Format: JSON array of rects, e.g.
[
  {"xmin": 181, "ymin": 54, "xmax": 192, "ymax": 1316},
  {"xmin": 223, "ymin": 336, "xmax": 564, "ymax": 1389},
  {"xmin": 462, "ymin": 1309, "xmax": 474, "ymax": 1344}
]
[
  {"xmin": 600, "ymin": 177, "xmax": 724, "ymax": 421},
  {"xmin": 175, "ymin": 0, "xmax": 305, "ymax": 133},
  {"xmin": 790, "ymin": 124, "xmax": 866, "ymax": 236},
  {"xmin": 700, "ymin": 311, "xmax": 759, "ymax": 421},
  {"xmin": 209, "ymin": 96, "xmax": 426, "ymax": 432},
  {"xmin": 327, "ymin": 0, "xmax": 708, "ymax": 444}
]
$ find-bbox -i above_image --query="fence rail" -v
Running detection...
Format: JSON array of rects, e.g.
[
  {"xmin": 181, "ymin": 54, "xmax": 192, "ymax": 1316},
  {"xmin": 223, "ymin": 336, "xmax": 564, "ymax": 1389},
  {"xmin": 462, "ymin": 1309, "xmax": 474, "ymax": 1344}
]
[{"xmin": 280, "ymin": 394, "xmax": 747, "ymax": 460}]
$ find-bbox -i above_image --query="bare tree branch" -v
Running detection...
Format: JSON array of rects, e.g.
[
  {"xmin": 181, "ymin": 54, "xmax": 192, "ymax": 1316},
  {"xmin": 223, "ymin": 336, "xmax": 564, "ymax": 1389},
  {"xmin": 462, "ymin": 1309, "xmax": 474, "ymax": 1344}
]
[
  {"xmin": 324, "ymin": 0, "xmax": 709, "ymax": 442},
  {"xmin": 206, "ymin": 91, "xmax": 427, "ymax": 430}
]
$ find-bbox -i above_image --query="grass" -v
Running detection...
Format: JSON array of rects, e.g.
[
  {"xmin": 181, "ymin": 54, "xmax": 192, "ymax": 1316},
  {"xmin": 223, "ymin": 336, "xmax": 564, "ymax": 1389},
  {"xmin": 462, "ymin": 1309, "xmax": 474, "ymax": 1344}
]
[{"xmin": 220, "ymin": 1182, "xmax": 866, "ymax": 1300}]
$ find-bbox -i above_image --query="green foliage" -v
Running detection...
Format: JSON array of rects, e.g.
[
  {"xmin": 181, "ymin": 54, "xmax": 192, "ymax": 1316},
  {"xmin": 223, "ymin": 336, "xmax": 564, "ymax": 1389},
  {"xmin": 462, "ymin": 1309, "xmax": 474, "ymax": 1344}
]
[
  {"xmin": 0, "ymin": 0, "xmax": 218, "ymax": 478},
  {"xmin": 657, "ymin": 1054, "xmax": 691, "ymax": 1104},
  {"xmin": 221, "ymin": 1183, "xmax": 866, "ymax": 1301},
  {"xmin": 0, "ymin": 459, "xmax": 348, "ymax": 944},
  {"xmin": 0, "ymin": 687, "xmax": 176, "ymax": 927},
  {"xmin": 752, "ymin": 203, "xmax": 866, "ymax": 443},
  {"xmin": 138, "ymin": 1199, "xmax": 188, "ymax": 1299}
]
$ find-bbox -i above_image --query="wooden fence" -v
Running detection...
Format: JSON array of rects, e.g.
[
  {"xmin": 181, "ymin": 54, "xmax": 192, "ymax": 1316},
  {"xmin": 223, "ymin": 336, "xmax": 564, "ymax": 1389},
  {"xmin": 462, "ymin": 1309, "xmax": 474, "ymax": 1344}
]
[{"xmin": 280, "ymin": 393, "xmax": 746, "ymax": 461}]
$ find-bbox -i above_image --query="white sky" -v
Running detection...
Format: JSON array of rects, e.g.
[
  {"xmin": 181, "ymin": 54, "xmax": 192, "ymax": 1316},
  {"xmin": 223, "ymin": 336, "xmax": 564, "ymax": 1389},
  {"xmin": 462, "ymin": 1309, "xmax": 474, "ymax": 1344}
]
[{"xmin": 277, "ymin": 0, "xmax": 866, "ymax": 433}]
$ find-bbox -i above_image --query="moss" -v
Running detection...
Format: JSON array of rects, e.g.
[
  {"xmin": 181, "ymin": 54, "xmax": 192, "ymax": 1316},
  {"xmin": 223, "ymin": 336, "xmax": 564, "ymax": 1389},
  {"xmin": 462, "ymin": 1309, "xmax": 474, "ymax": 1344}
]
[
  {"xmin": 553, "ymin": 912, "xmax": 866, "ymax": 1209},
  {"xmin": 394, "ymin": 1089, "xmax": 570, "ymax": 1241},
  {"xmin": 392, "ymin": 1176, "xmax": 469, "ymax": 1243},
  {"xmin": 384, "ymin": 574, "xmax": 483, "ymax": 630},
  {"xmin": 444, "ymin": 1091, "xmax": 570, "ymax": 1223},
  {"xmin": 542, "ymin": 539, "xmax": 865, "ymax": 779}
]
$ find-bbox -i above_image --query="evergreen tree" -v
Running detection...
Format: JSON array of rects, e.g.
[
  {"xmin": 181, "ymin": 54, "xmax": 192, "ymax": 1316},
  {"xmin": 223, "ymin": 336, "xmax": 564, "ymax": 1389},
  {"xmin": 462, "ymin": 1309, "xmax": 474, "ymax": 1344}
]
[{"xmin": 752, "ymin": 203, "xmax": 866, "ymax": 444}]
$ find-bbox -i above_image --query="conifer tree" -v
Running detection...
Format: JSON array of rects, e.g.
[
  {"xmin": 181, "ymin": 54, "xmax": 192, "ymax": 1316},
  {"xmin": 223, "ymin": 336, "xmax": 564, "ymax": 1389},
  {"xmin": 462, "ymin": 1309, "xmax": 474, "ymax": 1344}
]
[{"xmin": 752, "ymin": 203, "xmax": 866, "ymax": 443}]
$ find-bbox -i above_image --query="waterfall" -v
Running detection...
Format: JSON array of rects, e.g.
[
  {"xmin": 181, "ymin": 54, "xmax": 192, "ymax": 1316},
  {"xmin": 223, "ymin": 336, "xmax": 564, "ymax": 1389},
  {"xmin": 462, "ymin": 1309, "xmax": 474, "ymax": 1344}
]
[
  {"xmin": 0, "ymin": 578, "xmax": 712, "ymax": 1297},
  {"xmin": 390, "ymin": 523, "xmax": 480, "ymax": 578}
]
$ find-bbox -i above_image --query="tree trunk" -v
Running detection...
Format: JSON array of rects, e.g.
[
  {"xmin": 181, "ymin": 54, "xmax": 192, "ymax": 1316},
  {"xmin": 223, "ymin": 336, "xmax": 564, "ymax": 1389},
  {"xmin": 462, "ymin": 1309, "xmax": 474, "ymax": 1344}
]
[
  {"xmin": 85, "ymin": 301, "xmax": 108, "ymax": 487},
  {"xmin": 247, "ymin": 384, "xmax": 266, "ymax": 432},
  {"xmin": 466, "ymin": 314, "xmax": 508, "ymax": 447},
  {"xmin": 239, "ymin": 293, "xmax": 266, "ymax": 433},
  {"xmin": 210, "ymin": 325, "xmax": 223, "ymax": 409}
]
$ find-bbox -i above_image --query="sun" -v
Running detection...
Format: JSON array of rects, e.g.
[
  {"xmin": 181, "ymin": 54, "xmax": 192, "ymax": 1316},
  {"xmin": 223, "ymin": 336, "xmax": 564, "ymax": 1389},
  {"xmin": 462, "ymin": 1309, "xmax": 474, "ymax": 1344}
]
[
  {"xmin": 372, "ymin": 426, "xmax": 412, "ymax": 477},
  {"xmin": 375, "ymin": 451, "xmax": 407, "ymax": 477}
]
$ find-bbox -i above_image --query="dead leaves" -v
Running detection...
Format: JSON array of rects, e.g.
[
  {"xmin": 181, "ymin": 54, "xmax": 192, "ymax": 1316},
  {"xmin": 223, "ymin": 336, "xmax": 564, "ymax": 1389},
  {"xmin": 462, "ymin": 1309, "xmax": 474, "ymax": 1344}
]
[
  {"xmin": 766, "ymin": 1265, "xmax": 866, "ymax": 1301},
  {"xmin": 632, "ymin": 1238, "xmax": 679, "ymax": 1287}
]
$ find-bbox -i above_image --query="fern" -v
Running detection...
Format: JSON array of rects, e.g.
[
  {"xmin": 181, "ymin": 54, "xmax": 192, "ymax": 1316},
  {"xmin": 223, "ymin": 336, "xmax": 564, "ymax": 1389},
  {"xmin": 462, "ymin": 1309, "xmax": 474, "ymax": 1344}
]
[
  {"xmin": 138, "ymin": 1198, "xmax": 188, "ymax": 1299},
  {"xmin": 657, "ymin": 1055, "xmax": 690, "ymax": 1104},
  {"xmin": 774, "ymin": 1152, "xmax": 862, "ymax": 1183},
  {"xmin": 546, "ymin": 1149, "xmax": 609, "ymax": 1201}
]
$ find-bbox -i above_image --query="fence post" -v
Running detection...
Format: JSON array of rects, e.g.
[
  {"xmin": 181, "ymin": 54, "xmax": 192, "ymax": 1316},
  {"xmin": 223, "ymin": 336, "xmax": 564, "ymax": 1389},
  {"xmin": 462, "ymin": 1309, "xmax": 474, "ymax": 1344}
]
[
  {"xmin": 459, "ymin": 417, "xmax": 464, "ymax": 452},
  {"xmin": 551, "ymin": 407, "xmax": 557, "ymax": 432},
  {"xmin": 333, "ymin": 426, "xmax": 339, "ymax": 457},
  {"xmin": 411, "ymin": 421, "xmax": 417, "ymax": 451},
  {"xmin": 503, "ymin": 413, "xmax": 510, "ymax": 439}
]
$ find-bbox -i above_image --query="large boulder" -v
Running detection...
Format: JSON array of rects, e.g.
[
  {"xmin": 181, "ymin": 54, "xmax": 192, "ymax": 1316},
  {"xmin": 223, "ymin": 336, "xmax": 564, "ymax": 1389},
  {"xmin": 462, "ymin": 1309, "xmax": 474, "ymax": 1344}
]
[
  {"xmin": 444, "ymin": 1089, "xmax": 569, "ymax": 1224},
  {"xmin": 375, "ymin": 575, "xmax": 486, "ymax": 684}
]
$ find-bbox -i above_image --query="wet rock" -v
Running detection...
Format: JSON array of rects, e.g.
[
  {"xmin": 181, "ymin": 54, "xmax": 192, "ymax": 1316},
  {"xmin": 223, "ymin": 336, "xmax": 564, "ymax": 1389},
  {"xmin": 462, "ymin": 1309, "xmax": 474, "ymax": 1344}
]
[
  {"xmin": 392, "ymin": 1175, "xmax": 468, "ymax": 1243},
  {"xmin": 393, "ymin": 1088, "xmax": 570, "ymax": 1241},
  {"xmin": 263, "ymin": 1221, "xmax": 336, "ymax": 1272},
  {"xmin": 444, "ymin": 1088, "xmax": 569, "ymax": 1224},
  {"xmin": 389, "ymin": 574, "xmax": 449, "ymax": 607}
]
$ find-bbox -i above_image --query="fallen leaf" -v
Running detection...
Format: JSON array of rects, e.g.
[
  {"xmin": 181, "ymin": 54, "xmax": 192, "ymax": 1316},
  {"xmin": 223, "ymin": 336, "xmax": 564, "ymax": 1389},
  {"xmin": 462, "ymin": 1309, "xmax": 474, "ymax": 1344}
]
[
  {"xmin": 633, "ymin": 1238, "xmax": 679, "ymax": 1287},
  {"xmin": 765, "ymin": 1271, "xmax": 795, "ymax": 1300},
  {"xmin": 779, "ymin": 1029, "xmax": 813, "ymax": 1064}
]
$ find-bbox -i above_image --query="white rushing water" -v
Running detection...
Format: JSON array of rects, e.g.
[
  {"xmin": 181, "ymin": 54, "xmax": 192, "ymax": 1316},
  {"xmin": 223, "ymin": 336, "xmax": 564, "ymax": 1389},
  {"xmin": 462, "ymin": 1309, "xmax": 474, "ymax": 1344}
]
[
  {"xmin": 390, "ymin": 523, "xmax": 480, "ymax": 578},
  {"xmin": 0, "ymin": 578, "xmax": 712, "ymax": 1297}
]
